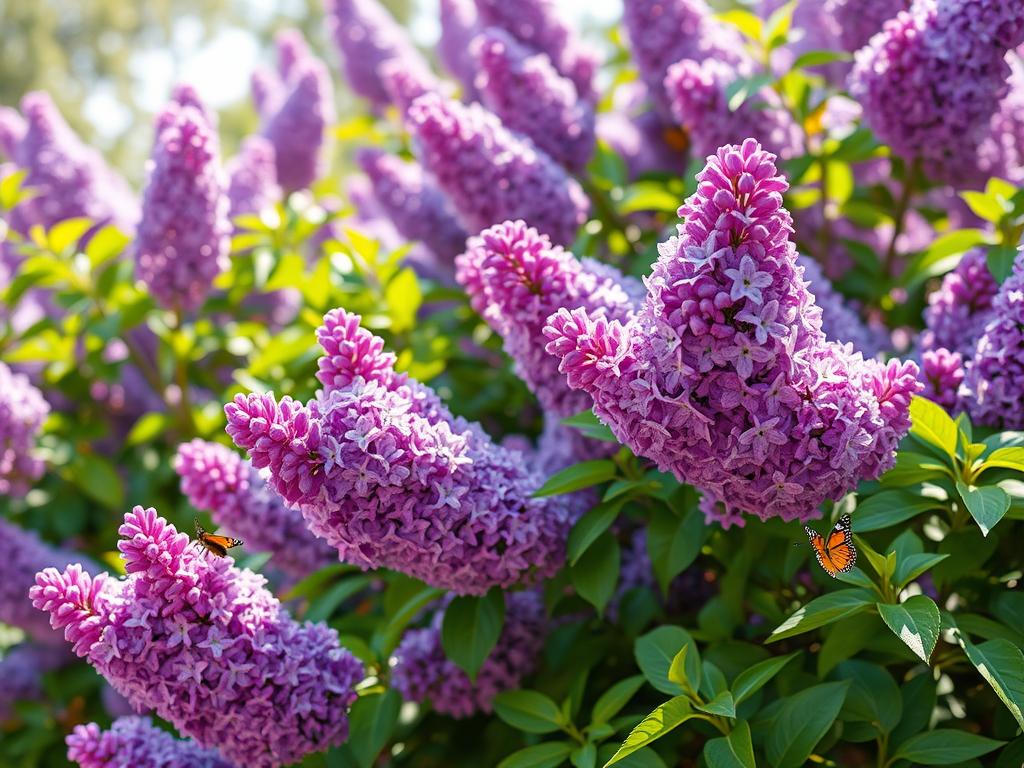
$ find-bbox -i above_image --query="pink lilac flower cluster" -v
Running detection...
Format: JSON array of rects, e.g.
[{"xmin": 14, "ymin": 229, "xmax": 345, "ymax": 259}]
[
  {"xmin": 544, "ymin": 140, "xmax": 920, "ymax": 527},
  {"xmin": 0, "ymin": 644, "xmax": 66, "ymax": 720},
  {"xmin": 798, "ymin": 255, "xmax": 887, "ymax": 356},
  {"xmin": 324, "ymin": 0, "xmax": 432, "ymax": 110},
  {"xmin": 0, "ymin": 362, "xmax": 49, "ymax": 497},
  {"xmin": 473, "ymin": 0, "xmax": 598, "ymax": 101},
  {"xmin": 456, "ymin": 220, "xmax": 641, "ymax": 461},
  {"xmin": 665, "ymin": 58, "xmax": 802, "ymax": 160},
  {"xmin": 253, "ymin": 30, "xmax": 335, "ymax": 192},
  {"xmin": 380, "ymin": 62, "xmax": 444, "ymax": 116},
  {"xmin": 406, "ymin": 92, "xmax": 589, "ymax": 247},
  {"xmin": 356, "ymin": 148, "xmax": 468, "ymax": 266},
  {"xmin": 920, "ymin": 248, "xmax": 1000, "ymax": 355},
  {"xmin": 226, "ymin": 136, "xmax": 281, "ymax": 223},
  {"xmin": 472, "ymin": 28, "xmax": 596, "ymax": 171},
  {"xmin": 174, "ymin": 439, "xmax": 337, "ymax": 580},
  {"xmin": 133, "ymin": 88, "xmax": 231, "ymax": 312},
  {"xmin": 622, "ymin": 0, "xmax": 746, "ymax": 118},
  {"xmin": 439, "ymin": 0, "xmax": 481, "ymax": 98},
  {"xmin": 920, "ymin": 347, "xmax": 966, "ymax": 412},
  {"xmin": 849, "ymin": 0, "xmax": 1024, "ymax": 185},
  {"xmin": 961, "ymin": 247, "xmax": 1024, "ymax": 429},
  {"xmin": 31, "ymin": 507, "xmax": 364, "ymax": 768},
  {"xmin": 824, "ymin": 0, "xmax": 911, "ymax": 52},
  {"xmin": 225, "ymin": 309, "xmax": 576, "ymax": 595},
  {"xmin": 66, "ymin": 717, "xmax": 234, "ymax": 768},
  {"xmin": 391, "ymin": 591, "xmax": 546, "ymax": 718}
]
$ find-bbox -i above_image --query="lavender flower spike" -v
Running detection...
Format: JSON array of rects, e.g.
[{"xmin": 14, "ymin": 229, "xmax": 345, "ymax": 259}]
[
  {"xmin": 920, "ymin": 248, "xmax": 999, "ymax": 356},
  {"xmin": 324, "ymin": 0, "xmax": 432, "ymax": 110},
  {"xmin": 175, "ymin": 439, "xmax": 337, "ymax": 580},
  {"xmin": 849, "ymin": 0, "xmax": 1024, "ymax": 185},
  {"xmin": 134, "ymin": 93, "xmax": 231, "ymax": 312},
  {"xmin": 31, "ymin": 507, "xmax": 364, "ymax": 768},
  {"xmin": 439, "ymin": 0, "xmax": 481, "ymax": 98},
  {"xmin": 406, "ymin": 92, "xmax": 589, "ymax": 247},
  {"xmin": 391, "ymin": 591, "xmax": 547, "ymax": 718},
  {"xmin": 67, "ymin": 717, "xmax": 234, "ymax": 768},
  {"xmin": 544, "ymin": 140, "xmax": 921, "ymax": 526},
  {"xmin": 0, "ymin": 361, "xmax": 49, "ymax": 497},
  {"xmin": 472, "ymin": 28, "xmax": 596, "ymax": 171},
  {"xmin": 0, "ymin": 106, "xmax": 26, "ymax": 158},
  {"xmin": 225, "ymin": 309, "xmax": 575, "ymax": 594},
  {"xmin": 226, "ymin": 136, "xmax": 280, "ymax": 223}
]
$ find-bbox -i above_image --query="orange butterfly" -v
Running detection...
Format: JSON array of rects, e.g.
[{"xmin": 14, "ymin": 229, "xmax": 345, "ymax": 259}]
[
  {"xmin": 193, "ymin": 517, "xmax": 243, "ymax": 558},
  {"xmin": 805, "ymin": 514, "xmax": 856, "ymax": 578}
]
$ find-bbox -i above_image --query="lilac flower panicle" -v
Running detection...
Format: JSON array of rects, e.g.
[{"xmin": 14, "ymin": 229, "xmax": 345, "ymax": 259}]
[
  {"xmin": 325, "ymin": 0, "xmax": 433, "ymax": 110},
  {"xmin": 623, "ymin": 0, "xmax": 746, "ymax": 117},
  {"xmin": 544, "ymin": 140, "xmax": 921, "ymax": 526},
  {"xmin": 175, "ymin": 439, "xmax": 337, "ymax": 580},
  {"xmin": 380, "ymin": 61, "xmax": 443, "ymax": 116},
  {"xmin": 798, "ymin": 255, "xmax": 887, "ymax": 356},
  {"xmin": 921, "ymin": 348, "xmax": 965, "ymax": 412},
  {"xmin": 921, "ymin": 248, "xmax": 999, "ymax": 355},
  {"xmin": 979, "ymin": 57, "xmax": 1024, "ymax": 184},
  {"xmin": 473, "ymin": 0, "xmax": 598, "ymax": 100},
  {"xmin": 356, "ymin": 148, "xmax": 468, "ymax": 265},
  {"xmin": 226, "ymin": 136, "xmax": 281, "ymax": 221},
  {"xmin": 850, "ymin": 0, "xmax": 1024, "ymax": 184},
  {"xmin": 31, "ymin": 507, "xmax": 364, "ymax": 768},
  {"xmin": 134, "ymin": 96, "xmax": 231, "ymax": 312},
  {"xmin": 472, "ymin": 27, "xmax": 596, "ymax": 170},
  {"xmin": 665, "ymin": 58, "xmax": 801, "ymax": 160},
  {"xmin": 225, "ymin": 309, "xmax": 576, "ymax": 594},
  {"xmin": 824, "ymin": 0, "xmax": 911, "ymax": 52},
  {"xmin": 0, "ymin": 106, "xmax": 26, "ymax": 158},
  {"xmin": 0, "ymin": 362, "xmax": 49, "ymax": 497},
  {"xmin": 406, "ymin": 92, "xmax": 589, "ymax": 247},
  {"xmin": 439, "ymin": 0, "xmax": 481, "ymax": 97},
  {"xmin": 67, "ymin": 717, "xmax": 234, "ymax": 768},
  {"xmin": 391, "ymin": 592, "xmax": 546, "ymax": 717}
]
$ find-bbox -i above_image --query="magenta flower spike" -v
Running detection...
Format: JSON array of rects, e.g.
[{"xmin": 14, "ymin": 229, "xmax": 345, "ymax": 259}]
[
  {"xmin": 31, "ymin": 507, "xmax": 364, "ymax": 768},
  {"xmin": 67, "ymin": 717, "xmax": 234, "ymax": 768},
  {"xmin": 133, "ymin": 91, "xmax": 231, "ymax": 312},
  {"xmin": 0, "ymin": 362, "xmax": 49, "ymax": 498},
  {"xmin": 406, "ymin": 92, "xmax": 589, "ymax": 247},
  {"xmin": 391, "ymin": 591, "xmax": 546, "ymax": 718},
  {"xmin": 850, "ymin": 0, "xmax": 1024, "ymax": 185},
  {"xmin": 175, "ymin": 439, "xmax": 337, "ymax": 580},
  {"xmin": 543, "ymin": 140, "xmax": 921, "ymax": 526},
  {"xmin": 472, "ymin": 28, "xmax": 596, "ymax": 171},
  {"xmin": 921, "ymin": 348, "xmax": 966, "ymax": 412},
  {"xmin": 225, "ymin": 309, "xmax": 576, "ymax": 594}
]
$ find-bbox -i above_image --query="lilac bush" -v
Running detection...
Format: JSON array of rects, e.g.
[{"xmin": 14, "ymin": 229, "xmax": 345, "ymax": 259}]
[
  {"xmin": 66, "ymin": 717, "xmax": 234, "ymax": 768},
  {"xmin": 31, "ymin": 507, "xmax": 364, "ymax": 768},
  {"xmin": 0, "ymin": 361, "xmax": 48, "ymax": 497}
]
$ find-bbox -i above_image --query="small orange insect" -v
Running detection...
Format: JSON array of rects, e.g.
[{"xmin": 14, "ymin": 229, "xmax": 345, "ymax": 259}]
[
  {"xmin": 193, "ymin": 517, "xmax": 243, "ymax": 558},
  {"xmin": 805, "ymin": 514, "xmax": 857, "ymax": 578}
]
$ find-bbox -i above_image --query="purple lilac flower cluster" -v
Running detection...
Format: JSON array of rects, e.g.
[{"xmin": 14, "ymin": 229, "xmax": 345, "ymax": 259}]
[
  {"xmin": 226, "ymin": 136, "xmax": 280, "ymax": 223},
  {"xmin": 406, "ymin": 92, "xmax": 589, "ymax": 247},
  {"xmin": 133, "ymin": 88, "xmax": 231, "ymax": 312},
  {"xmin": 391, "ymin": 591, "xmax": 547, "ymax": 718},
  {"xmin": 544, "ymin": 140, "xmax": 920, "ymax": 526},
  {"xmin": 66, "ymin": 717, "xmax": 234, "ymax": 768},
  {"xmin": 174, "ymin": 439, "xmax": 337, "ymax": 580},
  {"xmin": 0, "ymin": 362, "xmax": 49, "ymax": 497},
  {"xmin": 472, "ymin": 28, "xmax": 596, "ymax": 171},
  {"xmin": 798, "ymin": 255, "xmax": 887, "ymax": 356},
  {"xmin": 979, "ymin": 57, "xmax": 1024, "ymax": 184},
  {"xmin": 0, "ymin": 644, "xmax": 66, "ymax": 720},
  {"xmin": 920, "ymin": 347, "xmax": 966, "ymax": 412},
  {"xmin": 622, "ymin": 0, "xmax": 746, "ymax": 118},
  {"xmin": 356, "ymin": 148, "xmax": 468, "ymax": 267},
  {"xmin": 665, "ymin": 58, "xmax": 802, "ymax": 160},
  {"xmin": 439, "ymin": 0, "xmax": 481, "ymax": 97},
  {"xmin": 921, "ymin": 248, "xmax": 1000, "ymax": 355},
  {"xmin": 324, "ymin": 0, "xmax": 432, "ymax": 110},
  {"xmin": 31, "ymin": 507, "xmax": 364, "ymax": 768},
  {"xmin": 253, "ymin": 30, "xmax": 335, "ymax": 192},
  {"xmin": 225, "ymin": 309, "xmax": 576, "ymax": 594},
  {"xmin": 824, "ymin": 0, "xmax": 911, "ymax": 52},
  {"xmin": 473, "ymin": 0, "xmax": 598, "ymax": 101},
  {"xmin": 849, "ymin": 0, "xmax": 1024, "ymax": 185}
]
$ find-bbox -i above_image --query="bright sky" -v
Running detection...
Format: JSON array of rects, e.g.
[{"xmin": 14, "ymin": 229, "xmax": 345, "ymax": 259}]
[{"xmin": 83, "ymin": 0, "xmax": 623, "ymax": 138}]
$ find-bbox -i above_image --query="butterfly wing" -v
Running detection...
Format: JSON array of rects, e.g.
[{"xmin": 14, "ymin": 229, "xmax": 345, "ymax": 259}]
[
  {"xmin": 819, "ymin": 515, "xmax": 856, "ymax": 577},
  {"xmin": 804, "ymin": 525, "xmax": 834, "ymax": 575},
  {"xmin": 203, "ymin": 533, "xmax": 243, "ymax": 551}
]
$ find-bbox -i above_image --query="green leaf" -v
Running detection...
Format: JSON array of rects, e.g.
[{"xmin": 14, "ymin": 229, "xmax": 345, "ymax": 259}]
[
  {"xmin": 890, "ymin": 673, "xmax": 937, "ymax": 747},
  {"xmin": 0, "ymin": 168, "xmax": 30, "ymax": 209},
  {"xmin": 981, "ymin": 446, "xmax": 1024, "ymax": 474},
  {"xmin": 910, "ymin": 396, "xmax": 959, "ymax": 460},
  {"xmin": 905, "ymin": 229, "xmax": 991, "ymax": 289},
  {"xmin": 619, "ymin": 183, "xmax": 681, "ymax": 215},
  {"xmin": 344, "ymin": 690, "xmax": 401, "ymax": 768},
  {"xmin": 790, "ymin": 50, "xmax": 852, "ymax": 71},
  {"xmin": 493, "ymin": 690, "xmax": 565, "ymax": 734},
  {"xmin": 764, "ymin": 0, "xmax": 795, "ymax": 48},
  {"xmin": 854, "ymin": 490, "xmax": 943, "ymax": 532},
  {"xmin": 962, "ymin": 190, "xmax": 1009, "ymax": 223},
  {"xmin": 958, "ymin": 637, "xmax": 1024, "ymax": 729},
  {"xmin": 84, "ymin": 225, "xmax": 130, "ymax": 267},
  {"xmin": 835, "ymin": 660, "xmax": 901, "ymax": 735},
  {"xmin": 571, "ymin": 743, "xmax": 596, "ymax": 768},
  {"xmin": 877, "ymin": 596, "xmax": 941, "ymax": 662},
  {"xmin": 732, "ymin": 652, "xmax": 799, "ymax": 705},
  {"xmin": 646, "ymin": 506, "xmax": 704, "ymax": 594},
  {"xmin": 987, "ymin": 244, "xmax": 1019, "ymax": 284},
  {"xmin": 635, "ymin": 626, "xmax": 700, "ymax": 696},
  {"xmin": 497, "ymin": 742, "xmax": 574, "ymax": 768},
  {"xmin": 374, "ymin": 585, "xmax": 444, "ymax": 657},
  {"xmin": 603, "ymin": 697, "xmax": 695, "ymax": 767},
  {"xmin": 715, "ymin": 9, "xmax": 763, "ymax": 41},
  {"xmin": 725, "ymin": 72, "xmax": 775, "ymax": 112},
  {"xmin": 696, "ymin": 691, "xmax": 736, "ymax": 718},
  {"xmin": 305, "ymin": 576, "xmax": 372, "ymax": 623},
  {"xmin": 47, "ymin": 217, "xmax": 93, "ymax": 254},
  {"xmin": 570, "ymin": 531, "xmax": 620, "ymax": 615},
  {"xmin": 591, "ymin": 676, "xmax": 645, "ymax": 725},
  {"xmin": 568, "ymin": 502, "xmax": 622, "ymax": 566},
  {"xmin": 894, "ymin": 553, "xmax": 949, "ymax": 588},
  {"xmin": 596, "ymin": 748, "xmax": 665, "ymax": 768},
  {"xmin": 703, "ymin": 720, "xmax": 755, "ymax": 768},
  {"xmin": 880, "ymin": 451, "xmax": 950, "ymax": 487},
  {"xmin": 384, "ymin": 267, "xmax": 422, "ymax": 333},
  {"xmin": 561, "ymin": 410, "xmax": 618, "ymax": 443},
  {"xmin": 65, "ymin": 453, "xmax": 124, "ymax": 510},
  {"xmin": 766, "ymin": 682, "xmax": 849, "ymax": 768},
  {"xmin": 667, "ymin": 645, "xmax": 691, "ymax": 689},
  {"xmin": 767, "ymin": 589, "xmax": 874, "ymax": 642},
  {"xmin": 891, "ymin": 730, "xmax": 1005, "ymax": 764},
  {"xmin": 441, "ymin": 589, "xmax": 505, "ymax": 681},
  {"xmin": 124, "ymin": 412, "xmax": 172, "ymax": 446},
  {"xmin": 533, "ymin": 460, "xmax": 617, "ymax": 498},
  {"xmin": 956, "ymin": 480, "xmax": 1011, "ymax": 536}
]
